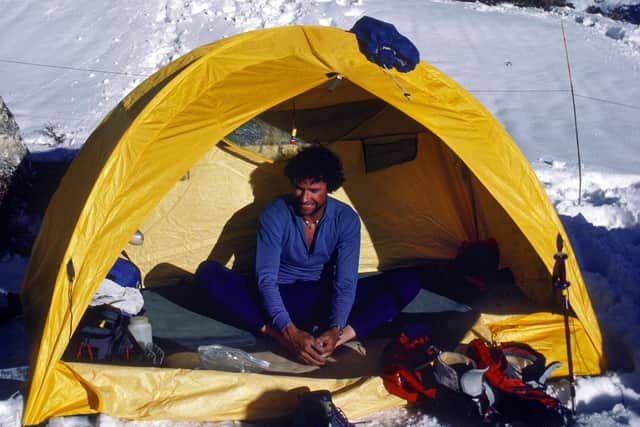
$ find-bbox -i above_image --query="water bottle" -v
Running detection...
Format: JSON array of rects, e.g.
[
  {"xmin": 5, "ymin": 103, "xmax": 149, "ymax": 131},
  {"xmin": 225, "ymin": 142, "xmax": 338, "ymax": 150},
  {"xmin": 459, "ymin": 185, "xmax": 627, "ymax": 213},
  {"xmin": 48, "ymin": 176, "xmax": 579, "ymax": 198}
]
[{"xmin": 128, "ymin": 316, "xmax": 153, "ymax": 348}]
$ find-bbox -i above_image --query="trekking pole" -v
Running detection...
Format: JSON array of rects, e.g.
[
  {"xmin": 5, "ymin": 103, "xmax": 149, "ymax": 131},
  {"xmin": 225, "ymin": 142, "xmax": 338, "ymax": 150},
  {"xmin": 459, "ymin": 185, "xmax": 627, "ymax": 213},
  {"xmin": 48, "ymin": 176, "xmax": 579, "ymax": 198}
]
[{"xmin": 552, "ymin": 233, "xmax": 576, "ymax": 414}]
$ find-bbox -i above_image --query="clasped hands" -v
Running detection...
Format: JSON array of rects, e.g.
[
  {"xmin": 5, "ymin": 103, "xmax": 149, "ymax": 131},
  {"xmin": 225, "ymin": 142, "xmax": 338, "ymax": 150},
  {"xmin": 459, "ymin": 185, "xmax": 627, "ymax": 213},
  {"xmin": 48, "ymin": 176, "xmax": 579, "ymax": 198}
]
[{"xmin": 282, "ymin": 323, "xmax": 341, "ymax": 366}]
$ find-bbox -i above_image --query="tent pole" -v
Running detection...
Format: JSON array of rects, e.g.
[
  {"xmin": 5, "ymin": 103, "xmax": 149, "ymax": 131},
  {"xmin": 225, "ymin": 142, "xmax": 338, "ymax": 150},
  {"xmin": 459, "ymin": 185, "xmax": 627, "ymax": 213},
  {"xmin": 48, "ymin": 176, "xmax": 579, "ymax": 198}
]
[{"xmin": 461, "ymin": 165, "xmax": 480, "ymax": 241}]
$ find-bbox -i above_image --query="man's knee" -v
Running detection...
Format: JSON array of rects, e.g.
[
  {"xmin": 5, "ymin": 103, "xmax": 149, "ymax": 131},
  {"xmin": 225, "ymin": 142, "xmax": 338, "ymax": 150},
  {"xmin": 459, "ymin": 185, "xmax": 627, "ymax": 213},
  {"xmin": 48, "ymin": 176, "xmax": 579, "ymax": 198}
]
[
  {"xmin": 195, "ymin": 260, "xmax": 244, "ymax": 294},
  {"xmin": 196, "ymin": 259, "xmax": 225, "ymax": 280},
  {"xmin": 385, "ymin": 267, "xmax": 422, "ymax": 306}
]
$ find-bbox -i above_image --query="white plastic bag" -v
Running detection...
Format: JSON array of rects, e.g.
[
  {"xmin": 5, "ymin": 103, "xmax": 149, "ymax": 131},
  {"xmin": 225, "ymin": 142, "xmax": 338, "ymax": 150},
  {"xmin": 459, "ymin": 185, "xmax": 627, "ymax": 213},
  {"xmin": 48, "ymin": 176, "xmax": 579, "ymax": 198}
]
[{"xmin": 198, "ymin": 345, "xmax": 270, "ymax": 373}]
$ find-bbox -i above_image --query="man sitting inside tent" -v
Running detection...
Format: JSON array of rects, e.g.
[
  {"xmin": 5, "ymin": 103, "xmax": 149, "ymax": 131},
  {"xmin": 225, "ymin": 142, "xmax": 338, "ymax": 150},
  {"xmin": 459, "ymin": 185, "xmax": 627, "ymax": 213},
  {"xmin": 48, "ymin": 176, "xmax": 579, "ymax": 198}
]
[{"xmin": 196, "ymin": 145, "xmax": 420, "ymax": 366}]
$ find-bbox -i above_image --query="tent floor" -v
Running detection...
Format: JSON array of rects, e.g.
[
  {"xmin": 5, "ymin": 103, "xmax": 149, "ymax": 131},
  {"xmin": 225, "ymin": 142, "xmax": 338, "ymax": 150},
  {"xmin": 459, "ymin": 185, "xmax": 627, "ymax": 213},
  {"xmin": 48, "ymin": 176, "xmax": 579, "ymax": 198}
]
[
  {"xmin": 161, "ymin": 312, "xmax": 484, "ymax": 378},
  {"xmin": 64, "ymin": 268, "xmax": 553, "ymax": 378},
  {"xmin": 162, "ymin": 308, "xmax": 482, "ymax": 378},
  {"xmin": 144, "ymin": 284, "xmax": 499, "ymax": 378}
]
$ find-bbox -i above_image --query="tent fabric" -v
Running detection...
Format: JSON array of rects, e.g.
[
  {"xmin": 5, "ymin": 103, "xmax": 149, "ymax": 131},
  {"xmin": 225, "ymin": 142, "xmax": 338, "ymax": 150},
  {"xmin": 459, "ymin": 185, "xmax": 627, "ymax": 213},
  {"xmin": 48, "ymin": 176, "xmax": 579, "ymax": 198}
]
[
  {"xmin": 20, "ymin": 25, "xmax": 604, "ymax": 424},
  {"xmin": 64, "ymin": 362, "xmax": 406, "ymax": 421},
  {"xmin": 130, "ymin": 135, "xmax": 477, "ymax": 283}
]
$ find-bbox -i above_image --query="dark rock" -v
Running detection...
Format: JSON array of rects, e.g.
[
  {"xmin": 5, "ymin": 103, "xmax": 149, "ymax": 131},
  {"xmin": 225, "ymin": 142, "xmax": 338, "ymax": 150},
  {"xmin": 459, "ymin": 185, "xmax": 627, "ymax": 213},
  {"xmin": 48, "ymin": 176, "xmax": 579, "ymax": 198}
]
[
  {"xmin": 506, "ymin": 0, "xmax": 572, "ymax": 10},
  {"xmin": 609, "ymin": 4, "xmax": 640, "ymax": 25},
  {"xmin": 0, "ymin": 97, "xmax": 29, "ymax": 204},
  {"xmin": 585, "ymin": 5, "xmax": 604, "ymax": 15},
  {"xmin": 0, "ymin": 98, "xmax": 33, "ymax": 256},
  {"xmin": 457, "ymin": 0, "xmax": 573, "ymax": 11},
  {"xmin": 0, "ymin": 98, "xmax": 76, "ymax": 256},
  {"xmin": 454, "ymin": 0, "xmax": 639, "ymax": 25},
  {"xmin": 585, "ymin": 4, "xmax": 640, "ymax": 25}
]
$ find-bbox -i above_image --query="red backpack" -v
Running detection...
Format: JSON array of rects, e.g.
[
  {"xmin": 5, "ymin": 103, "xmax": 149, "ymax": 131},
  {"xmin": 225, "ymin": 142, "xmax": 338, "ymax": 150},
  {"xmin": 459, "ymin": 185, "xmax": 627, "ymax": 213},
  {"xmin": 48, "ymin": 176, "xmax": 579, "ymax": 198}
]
[
  {"xmin": 382, "ymin": 331, "xmax": 439, "ymax": 402},
  {"xmin": 382, "ymin": 332, "xmax": 491, "ymax": 421},
  {"xmin": 466, "ymin": 339, "xmax": 569, "ymax": 424},
  {"xmin": 382, "ymin": 333, "xmax": 571, "ymax": 425}
]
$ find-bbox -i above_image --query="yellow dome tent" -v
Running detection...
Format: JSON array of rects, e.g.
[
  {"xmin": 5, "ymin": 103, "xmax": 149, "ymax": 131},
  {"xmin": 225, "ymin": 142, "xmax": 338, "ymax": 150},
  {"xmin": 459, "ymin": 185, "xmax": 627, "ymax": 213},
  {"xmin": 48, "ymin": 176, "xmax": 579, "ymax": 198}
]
[{"xmin": 20, "ymin": 25, "xmax": 604, "ymax": 425}]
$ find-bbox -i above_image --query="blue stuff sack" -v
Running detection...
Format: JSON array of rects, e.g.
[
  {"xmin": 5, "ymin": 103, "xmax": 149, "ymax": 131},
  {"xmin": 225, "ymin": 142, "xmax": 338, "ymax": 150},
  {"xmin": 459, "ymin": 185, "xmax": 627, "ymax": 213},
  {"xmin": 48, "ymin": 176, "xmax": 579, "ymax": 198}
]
[
  {"xmin": 350, "ymin": 16, "xmax": 420, "ymax": 72},
  {"xmin": 107, "ymin": 256, "xmax": 142, "ymax": 288}
]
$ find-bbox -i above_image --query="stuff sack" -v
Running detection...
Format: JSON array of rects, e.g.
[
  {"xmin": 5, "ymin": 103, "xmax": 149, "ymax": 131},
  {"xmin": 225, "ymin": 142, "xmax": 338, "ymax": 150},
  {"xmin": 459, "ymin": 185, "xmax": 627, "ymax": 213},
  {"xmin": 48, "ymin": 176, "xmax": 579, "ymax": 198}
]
[
  {"xmin": 106, "ymin": 252, "xmax": 142, "ymax": 288},
  {"xmin": 381, "ymin": 329, "xmax": 494, "ymax": 422},
  {"xmin": 455, "ymin": 239, "xmax": 499, "ymax": 279},
  {"xmin": 382, "ymin": 330, "xmax": 439, "ymax": 403},
  {"xmin": 500, "ymin": 341, "xmax": 563, "ymax": 388},
  {"xmin": 382, "ymin": 329, "xmax": 570, "ymax": 425},
  {"xmin": 350, "ymin": 16, "xmax": 419, "ymax": 72},
  {"xmin": 64, "ymin": 305, "xmax": 143, "ymax": 363},
  {"xmin": 466, "ymin": 339, "xmax": 570, "ymax": 425},
  {"xmin": 453, "ymin": 238, "xmax": 502, "ymax": 299}
]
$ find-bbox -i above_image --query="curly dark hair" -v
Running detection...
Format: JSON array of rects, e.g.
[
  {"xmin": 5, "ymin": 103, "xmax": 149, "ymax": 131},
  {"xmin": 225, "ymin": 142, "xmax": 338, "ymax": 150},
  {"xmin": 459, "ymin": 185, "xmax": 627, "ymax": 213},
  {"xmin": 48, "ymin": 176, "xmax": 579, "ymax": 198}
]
[{"xmin": 284, "ymin": 145, "xmax": 345, "ymax": 193}]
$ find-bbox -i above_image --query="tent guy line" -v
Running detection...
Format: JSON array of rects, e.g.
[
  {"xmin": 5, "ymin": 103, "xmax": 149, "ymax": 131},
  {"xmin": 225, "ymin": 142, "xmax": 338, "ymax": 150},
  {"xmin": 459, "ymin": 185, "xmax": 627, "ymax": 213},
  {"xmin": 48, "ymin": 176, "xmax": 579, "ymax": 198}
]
[
  {"xmin": 471, "ymin": 89, "xmax": 640, "ymax": 110},
  {"xmin": 561, "ymin": 19, "xmax": 583, "ymax": 206},
  {"xmin": 2, "ymin": 58, "xmax": 639, "ymax": 111},
  {"xmin": 573, "ymin": 94, "xmax": 640, "ymax": 111},
  {"xmin": 12, "ymin": 112, "xmax": 84, "ymax": 122},
  {"xmin": 0, "ymin": 58, "xmax": 149, "ymax": 78}
]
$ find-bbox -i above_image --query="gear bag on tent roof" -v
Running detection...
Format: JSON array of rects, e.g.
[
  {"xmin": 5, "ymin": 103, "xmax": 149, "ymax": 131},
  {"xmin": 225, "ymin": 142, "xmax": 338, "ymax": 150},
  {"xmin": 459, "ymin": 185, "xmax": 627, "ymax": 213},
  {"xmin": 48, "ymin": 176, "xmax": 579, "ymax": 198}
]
[{"xmin": 350, "ymin": 16, "xmax": 420, "ymax": 72}]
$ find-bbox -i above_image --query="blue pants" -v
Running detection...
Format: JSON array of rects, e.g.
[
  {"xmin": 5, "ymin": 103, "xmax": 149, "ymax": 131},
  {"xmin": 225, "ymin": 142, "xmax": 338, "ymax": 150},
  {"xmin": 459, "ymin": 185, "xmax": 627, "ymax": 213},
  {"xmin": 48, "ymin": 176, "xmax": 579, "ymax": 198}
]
[{"xmin": 194, "ymin": 260, "xmax": 421, "ymax": 338}]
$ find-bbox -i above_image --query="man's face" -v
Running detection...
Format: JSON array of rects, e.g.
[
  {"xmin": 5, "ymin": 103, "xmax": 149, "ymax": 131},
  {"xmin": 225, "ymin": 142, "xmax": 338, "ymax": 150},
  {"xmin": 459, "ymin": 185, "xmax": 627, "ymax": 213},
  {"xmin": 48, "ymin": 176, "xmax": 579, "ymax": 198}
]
[{"xmin": 293, "ymin": 178, "xmax": 328, "ymax": 217}]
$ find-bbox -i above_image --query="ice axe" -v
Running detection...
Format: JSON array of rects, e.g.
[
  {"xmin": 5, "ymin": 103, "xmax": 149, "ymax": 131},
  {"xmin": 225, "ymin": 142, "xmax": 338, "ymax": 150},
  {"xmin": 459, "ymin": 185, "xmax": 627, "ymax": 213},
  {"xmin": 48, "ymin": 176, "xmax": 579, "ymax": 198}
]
[{"xmin": 552, "ymin": 233, "xmax": 576, "ymax": 414}]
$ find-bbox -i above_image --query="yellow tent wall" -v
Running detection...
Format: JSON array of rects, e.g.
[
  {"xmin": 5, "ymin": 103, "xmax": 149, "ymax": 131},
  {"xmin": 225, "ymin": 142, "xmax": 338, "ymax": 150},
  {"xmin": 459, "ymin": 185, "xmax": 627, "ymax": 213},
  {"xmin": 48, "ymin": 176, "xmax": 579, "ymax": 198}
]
[
  {"xmin": 129, "ymin": 134, "xmax": 477, "ymax": 285},
  {"xmin": 20, "ymin": 25, "xmax": 604, "ymax": 425}
]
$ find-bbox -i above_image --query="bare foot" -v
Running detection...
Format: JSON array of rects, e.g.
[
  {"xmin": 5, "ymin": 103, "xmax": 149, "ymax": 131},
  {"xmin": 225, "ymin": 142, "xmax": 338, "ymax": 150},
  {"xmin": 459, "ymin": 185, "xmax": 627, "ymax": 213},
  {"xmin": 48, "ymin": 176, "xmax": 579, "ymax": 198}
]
[{"xmin": 335, "ymin": 325, "xmax": 356, "ymax": 347}]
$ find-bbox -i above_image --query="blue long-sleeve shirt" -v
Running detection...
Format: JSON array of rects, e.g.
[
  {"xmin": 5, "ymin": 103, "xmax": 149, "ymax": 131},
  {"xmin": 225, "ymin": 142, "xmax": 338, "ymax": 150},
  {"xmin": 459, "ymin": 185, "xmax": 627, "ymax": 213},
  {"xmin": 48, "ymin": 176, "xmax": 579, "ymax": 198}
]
[{"xmin": 255, "ymin": 195, "xmax": 361, "ymax": 332}]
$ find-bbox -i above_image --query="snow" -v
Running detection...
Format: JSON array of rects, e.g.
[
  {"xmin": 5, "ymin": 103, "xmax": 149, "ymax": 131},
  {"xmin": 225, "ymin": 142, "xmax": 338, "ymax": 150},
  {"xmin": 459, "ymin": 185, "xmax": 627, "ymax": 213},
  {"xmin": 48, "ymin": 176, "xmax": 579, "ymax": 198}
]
[{"xmin": 0, "ymin": 0, "xmax": 639, "ymax": 425}]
